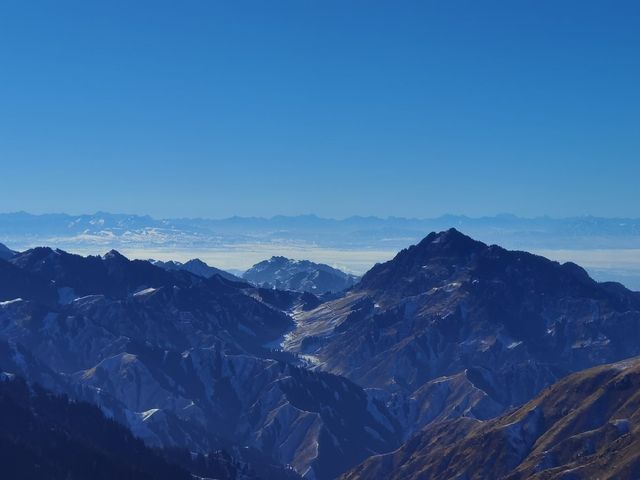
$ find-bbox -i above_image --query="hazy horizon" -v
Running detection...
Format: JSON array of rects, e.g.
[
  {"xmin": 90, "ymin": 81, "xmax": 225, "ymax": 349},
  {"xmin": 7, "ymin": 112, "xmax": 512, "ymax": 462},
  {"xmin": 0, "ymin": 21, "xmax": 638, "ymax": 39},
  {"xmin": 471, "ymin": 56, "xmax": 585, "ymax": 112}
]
[{"xmin": 3, "ymin": 210, "xmax": 640, "ymax": 289}]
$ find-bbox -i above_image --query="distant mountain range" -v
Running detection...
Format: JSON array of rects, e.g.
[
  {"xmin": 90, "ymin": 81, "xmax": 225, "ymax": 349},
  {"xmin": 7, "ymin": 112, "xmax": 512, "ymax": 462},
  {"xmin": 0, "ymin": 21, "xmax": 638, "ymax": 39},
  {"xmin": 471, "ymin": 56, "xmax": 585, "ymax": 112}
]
[
  {"xmin": 4, "ymin": 211, "xmax": 640, "ymax": 289},
  {"xmin": 2, "ymin": 211, "xmax": 640, "ymax": 252},
  {"xmin": 1, "ymin": 229, "xmax": 639, "ymax": 478}
]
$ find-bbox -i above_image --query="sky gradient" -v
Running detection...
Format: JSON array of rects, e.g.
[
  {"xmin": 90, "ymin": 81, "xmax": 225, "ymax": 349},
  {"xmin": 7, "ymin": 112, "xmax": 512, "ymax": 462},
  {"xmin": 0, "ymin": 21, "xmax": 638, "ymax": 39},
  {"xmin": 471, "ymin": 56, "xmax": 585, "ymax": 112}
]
[{"xmin": 1, "ymin": 1, "xmax": 638, "ymax": 218}]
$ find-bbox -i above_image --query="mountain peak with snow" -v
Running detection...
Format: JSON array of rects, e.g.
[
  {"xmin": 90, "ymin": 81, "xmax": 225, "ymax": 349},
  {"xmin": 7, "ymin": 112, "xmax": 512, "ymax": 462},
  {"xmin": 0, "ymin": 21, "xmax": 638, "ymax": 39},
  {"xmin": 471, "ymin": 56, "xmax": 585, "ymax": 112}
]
[{"xmin": 243, "ymin": 256, "xmax": 358, "ymax": 294}]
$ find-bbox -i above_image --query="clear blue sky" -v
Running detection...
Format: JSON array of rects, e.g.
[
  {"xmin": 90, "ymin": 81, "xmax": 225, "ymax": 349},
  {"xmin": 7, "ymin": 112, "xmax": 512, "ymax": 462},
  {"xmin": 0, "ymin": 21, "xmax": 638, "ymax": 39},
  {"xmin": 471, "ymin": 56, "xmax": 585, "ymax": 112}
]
[{"xmin": 0, "ymin": 1, "xmax": 638, "ymax": 219}]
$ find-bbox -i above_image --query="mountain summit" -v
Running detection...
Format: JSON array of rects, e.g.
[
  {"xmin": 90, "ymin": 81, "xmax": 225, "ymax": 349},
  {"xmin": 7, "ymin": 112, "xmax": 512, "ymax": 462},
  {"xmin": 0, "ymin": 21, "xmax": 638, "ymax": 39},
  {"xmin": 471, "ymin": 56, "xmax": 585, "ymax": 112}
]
[
  {"xmin": 358, "ymin": 228, "xmax": 600, "ymax": 305},
  {"xmin": 287, "ymin": 229, "xmax": 640, "ymax": 439},
  {"xmin": 243, "ymin": 256, "xmax": 358, "ymax": 294}
]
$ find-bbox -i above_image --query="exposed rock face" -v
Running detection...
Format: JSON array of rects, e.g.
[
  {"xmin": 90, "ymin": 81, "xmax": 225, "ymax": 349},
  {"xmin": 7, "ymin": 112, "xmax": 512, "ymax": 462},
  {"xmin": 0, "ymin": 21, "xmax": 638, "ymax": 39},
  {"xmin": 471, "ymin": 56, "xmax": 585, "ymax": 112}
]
[
  {"xmin": 286, "ymin": 229, "xmax": 640, "ymax": 438},
  {"xmin": 0, "ymin": 249, "xmax": 399, "ymax": 479},
  {"xmin": 342, "ymin": 356, "xmax": 640, "ymax": 480},
  {"xmin": 243, "ymin": 256, "xmax": 358, "ymax": 294}
]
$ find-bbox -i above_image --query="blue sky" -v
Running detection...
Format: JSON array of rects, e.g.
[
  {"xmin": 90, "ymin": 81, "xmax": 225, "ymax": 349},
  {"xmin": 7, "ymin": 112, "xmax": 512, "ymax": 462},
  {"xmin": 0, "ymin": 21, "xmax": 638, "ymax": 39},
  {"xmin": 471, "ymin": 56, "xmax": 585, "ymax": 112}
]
[{"xmin": 0, "ymin": 1, "xmax": 638, "ymax": 219}]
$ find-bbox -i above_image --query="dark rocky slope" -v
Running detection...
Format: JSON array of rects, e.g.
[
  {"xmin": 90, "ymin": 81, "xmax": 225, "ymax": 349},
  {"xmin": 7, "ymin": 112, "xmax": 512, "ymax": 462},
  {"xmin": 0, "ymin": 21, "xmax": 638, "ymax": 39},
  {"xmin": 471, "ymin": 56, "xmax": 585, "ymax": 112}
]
[{"xmin": 0, "ymin": 249, "xmax": 399, "ymax": 479}]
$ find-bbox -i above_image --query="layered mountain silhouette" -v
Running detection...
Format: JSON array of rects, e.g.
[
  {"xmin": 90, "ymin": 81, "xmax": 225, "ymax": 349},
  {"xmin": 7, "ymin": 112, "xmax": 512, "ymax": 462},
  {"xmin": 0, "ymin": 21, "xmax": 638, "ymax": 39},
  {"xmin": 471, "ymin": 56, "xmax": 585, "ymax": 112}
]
[
  {"xmin": 1, "ymin": 229, "xmax": 639, "ymax": 479},
  {"xmin": 0, "ymin": 247, "xmax": 397, "ymax": 479},
  {"xmin": 243, "ymin": 256, "xmax": 358, "ymax": 294},
  {"xmin": 151, "ymin": 258, "xmax": 242, "ymax": 282}
]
